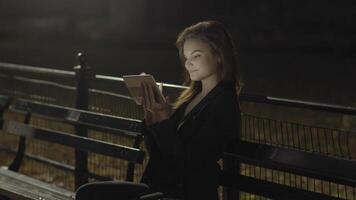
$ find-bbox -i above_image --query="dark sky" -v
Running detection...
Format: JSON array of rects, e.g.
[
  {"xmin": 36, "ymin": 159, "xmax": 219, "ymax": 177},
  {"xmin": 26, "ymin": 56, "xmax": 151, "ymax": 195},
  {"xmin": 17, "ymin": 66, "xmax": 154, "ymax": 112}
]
[{"xmin": 0, "ymin": 0, "xmax": 355, "ymax": 105}]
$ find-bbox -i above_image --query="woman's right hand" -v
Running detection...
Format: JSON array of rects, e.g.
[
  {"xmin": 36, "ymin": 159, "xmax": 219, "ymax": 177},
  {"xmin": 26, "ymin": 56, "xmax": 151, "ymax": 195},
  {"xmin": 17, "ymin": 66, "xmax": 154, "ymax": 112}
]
[{"xmin": 141, "ymin": 81, "xmax": 172, "ymax": 126}]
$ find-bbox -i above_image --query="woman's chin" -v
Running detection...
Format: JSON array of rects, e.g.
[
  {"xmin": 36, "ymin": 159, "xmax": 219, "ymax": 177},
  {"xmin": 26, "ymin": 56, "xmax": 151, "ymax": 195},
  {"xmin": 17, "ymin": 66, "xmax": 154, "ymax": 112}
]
[{"xmin": 189, "ymin": 75, "xmax": 200, "ymax": 81}]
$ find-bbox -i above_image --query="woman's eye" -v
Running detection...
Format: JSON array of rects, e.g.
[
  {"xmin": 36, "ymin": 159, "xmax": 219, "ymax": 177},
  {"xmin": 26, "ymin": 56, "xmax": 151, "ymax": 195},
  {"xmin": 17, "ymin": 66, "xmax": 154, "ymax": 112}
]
[{"xmin": 194, "ymin": 54, "xmax": 201, "ymax": 59}]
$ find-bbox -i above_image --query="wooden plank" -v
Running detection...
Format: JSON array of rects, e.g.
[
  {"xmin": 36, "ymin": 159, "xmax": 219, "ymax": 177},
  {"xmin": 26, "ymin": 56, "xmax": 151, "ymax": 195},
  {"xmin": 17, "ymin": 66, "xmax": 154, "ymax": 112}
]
[{"xmin": 0, "ymin": 167, "xmax": 74, "ymax": 200}]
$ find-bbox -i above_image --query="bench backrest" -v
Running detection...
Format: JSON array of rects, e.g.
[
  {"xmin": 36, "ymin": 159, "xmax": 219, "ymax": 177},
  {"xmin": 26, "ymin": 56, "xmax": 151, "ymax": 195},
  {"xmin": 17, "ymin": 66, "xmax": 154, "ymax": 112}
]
[
  {"xmin": 2, "ymin": 120, "xmax": 145, "ymax": 163},
  {"xmin": 221, "ymin": 140, "xmax": 356, "ymax": 199},
  {"xmin": 0, "ymin": 97, "xmax": 146, "ymax": 189}
]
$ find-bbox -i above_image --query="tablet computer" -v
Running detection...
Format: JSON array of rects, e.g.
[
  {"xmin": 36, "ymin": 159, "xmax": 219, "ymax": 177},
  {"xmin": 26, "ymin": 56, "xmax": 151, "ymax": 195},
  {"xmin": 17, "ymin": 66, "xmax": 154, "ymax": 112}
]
[{"xmin": 123, "ymin": 74, "xmax": 165, "ymax": 105}]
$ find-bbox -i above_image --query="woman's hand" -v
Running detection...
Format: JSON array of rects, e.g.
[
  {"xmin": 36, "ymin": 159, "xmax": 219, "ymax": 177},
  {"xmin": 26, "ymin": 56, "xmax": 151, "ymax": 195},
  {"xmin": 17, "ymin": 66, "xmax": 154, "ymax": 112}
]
[{"xmin": 141, "ymin": 81, "xmax": 172, "ymax": 126}]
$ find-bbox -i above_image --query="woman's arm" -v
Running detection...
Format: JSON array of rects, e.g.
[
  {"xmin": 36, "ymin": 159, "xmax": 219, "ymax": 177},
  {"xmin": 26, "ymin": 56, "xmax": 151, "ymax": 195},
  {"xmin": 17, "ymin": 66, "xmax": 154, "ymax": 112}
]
[{"xmin": 140, "ymin": 81, "xmax": 179, "ymax": 158}]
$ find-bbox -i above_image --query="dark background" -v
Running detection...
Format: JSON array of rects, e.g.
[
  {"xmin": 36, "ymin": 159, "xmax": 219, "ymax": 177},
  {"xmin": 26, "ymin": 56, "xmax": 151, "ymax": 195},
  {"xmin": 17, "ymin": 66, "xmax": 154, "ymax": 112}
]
[{"xmin": 0, "ymin": 0, "xmax": 355, "ymax": 106}]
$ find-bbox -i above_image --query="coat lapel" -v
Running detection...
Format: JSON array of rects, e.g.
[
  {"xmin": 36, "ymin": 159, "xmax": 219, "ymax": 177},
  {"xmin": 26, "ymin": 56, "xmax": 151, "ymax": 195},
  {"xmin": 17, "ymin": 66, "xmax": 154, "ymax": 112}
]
[{"xmin": 176, "ymin": 81, "xmax": 234, "ymax": 135}]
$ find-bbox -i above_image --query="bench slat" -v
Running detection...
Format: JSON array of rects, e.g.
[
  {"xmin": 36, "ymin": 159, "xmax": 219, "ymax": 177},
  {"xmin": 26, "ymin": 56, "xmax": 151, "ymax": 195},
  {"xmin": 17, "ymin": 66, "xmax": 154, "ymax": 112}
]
[
  {"xmin": 11, "ymin": 98, "xmax": 143, "ymax": 137},
  {"xmin": 0, "ymin": 167, "xmax": 74, "ymax": 200}
]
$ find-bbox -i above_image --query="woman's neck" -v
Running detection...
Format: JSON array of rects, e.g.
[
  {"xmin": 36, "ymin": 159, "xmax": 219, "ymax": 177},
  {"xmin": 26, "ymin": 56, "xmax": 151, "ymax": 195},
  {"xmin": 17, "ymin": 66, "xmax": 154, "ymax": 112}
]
[{"xmin": 200, "ymin": 75, "xmax": 220, "ymax": 97}]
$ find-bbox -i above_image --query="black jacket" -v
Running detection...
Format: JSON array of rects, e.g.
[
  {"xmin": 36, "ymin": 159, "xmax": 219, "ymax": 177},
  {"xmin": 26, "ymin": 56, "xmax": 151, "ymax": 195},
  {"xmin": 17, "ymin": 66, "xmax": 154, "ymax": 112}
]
[{"xmin": 141, "ymin": 80, "xmax": 241, "ymax": 200}]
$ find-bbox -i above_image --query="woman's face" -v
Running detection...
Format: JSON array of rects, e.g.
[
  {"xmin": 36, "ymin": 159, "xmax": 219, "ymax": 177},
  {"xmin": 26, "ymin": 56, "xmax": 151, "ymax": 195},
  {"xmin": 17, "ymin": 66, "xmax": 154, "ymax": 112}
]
[{"xmin": 183, "ymin": 38, "xmax": 220, "ymax": 82}]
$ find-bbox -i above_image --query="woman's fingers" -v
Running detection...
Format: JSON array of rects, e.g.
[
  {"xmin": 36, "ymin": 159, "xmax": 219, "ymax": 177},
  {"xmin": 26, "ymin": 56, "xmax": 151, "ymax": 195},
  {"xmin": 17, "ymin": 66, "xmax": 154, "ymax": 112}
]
[
  {"xmin": 143, "ymin": 82, "xmax": 152, "ymax": 109},
  {"xmin": 158, "ymin": 82, "xmax": 163, "ymax": 92},
  {"xmin": 165, "ymin": 96, "xmax": 171, "ymax": 104},
  {"xmin": 142, "ymin": 81, "xmax": 171, "ymax": 117},
  {"xmin": 141, "ymin": 83, "xmax": 147, "ymax": 108},
  {"xmin": 147, "ymin": 82, "xmax": 157, "ymax": 105}
]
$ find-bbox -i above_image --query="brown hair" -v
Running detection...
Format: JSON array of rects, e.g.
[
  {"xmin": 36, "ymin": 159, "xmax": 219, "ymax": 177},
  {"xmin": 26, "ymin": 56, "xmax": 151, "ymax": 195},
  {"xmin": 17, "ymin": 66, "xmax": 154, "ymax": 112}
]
[{"xmin": 174, "ymin": 20, "xmax": 242, "ymax": 109}]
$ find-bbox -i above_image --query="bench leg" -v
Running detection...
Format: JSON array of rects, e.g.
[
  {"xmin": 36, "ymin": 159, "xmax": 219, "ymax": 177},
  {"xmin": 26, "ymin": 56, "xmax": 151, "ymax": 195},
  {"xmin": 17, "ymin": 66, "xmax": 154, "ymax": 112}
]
[
  {"xmin": 8, "ymin": 113, "xmax": 31, "ymax": 172},
  {"xmin": 8, "ymin": 136, "xmax": 26, "ymax": 172}
]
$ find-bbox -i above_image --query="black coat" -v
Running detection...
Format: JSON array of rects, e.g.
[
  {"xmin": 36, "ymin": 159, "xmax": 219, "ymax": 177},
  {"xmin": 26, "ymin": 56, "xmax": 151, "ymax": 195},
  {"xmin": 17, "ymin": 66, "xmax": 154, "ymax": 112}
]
[{"xmin": 141, "ymin": 80, "xmax": 241, "ymax": 200}]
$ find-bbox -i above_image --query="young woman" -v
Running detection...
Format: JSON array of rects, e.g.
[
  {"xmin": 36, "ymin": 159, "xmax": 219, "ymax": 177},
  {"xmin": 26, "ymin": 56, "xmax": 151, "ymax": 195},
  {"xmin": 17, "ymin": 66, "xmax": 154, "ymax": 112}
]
[{"xmin": 140, "ymin": 20, "xmax": 242, "ymax": 200}]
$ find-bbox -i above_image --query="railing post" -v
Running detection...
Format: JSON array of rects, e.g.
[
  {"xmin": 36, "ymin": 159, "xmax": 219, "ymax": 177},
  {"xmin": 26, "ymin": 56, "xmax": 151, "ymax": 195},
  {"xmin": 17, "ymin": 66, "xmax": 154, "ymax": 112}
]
[
  {"xmin": 73, "ymin": 52, "xmax": 92, "ymax": 189},
  {"xmin": 8, "ymin": 112, "xmax": 31, "ymax": 172}
]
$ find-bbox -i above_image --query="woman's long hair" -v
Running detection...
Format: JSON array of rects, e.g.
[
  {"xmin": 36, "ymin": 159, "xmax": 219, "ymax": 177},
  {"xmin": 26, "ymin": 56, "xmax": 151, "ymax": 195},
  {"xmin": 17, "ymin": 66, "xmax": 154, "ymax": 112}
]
[{"xmin": 174, "ymin": 20, "xmax": 242, "ymax": 109}]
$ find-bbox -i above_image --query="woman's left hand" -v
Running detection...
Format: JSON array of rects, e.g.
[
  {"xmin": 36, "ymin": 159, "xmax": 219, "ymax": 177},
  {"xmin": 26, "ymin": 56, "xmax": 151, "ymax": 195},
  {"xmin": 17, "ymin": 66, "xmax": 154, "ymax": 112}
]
[{"xmin": 141, "ymin": 82, "xmax": 172, "ymax": 125}]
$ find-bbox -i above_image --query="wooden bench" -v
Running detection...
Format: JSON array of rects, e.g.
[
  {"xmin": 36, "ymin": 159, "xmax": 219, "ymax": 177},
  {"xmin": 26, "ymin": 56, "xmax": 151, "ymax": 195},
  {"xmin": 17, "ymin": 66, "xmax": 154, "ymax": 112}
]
[
  {"xmin": 0, "ymin": 96, "xmax": 146, "ymax": 200},
  {"xmin": 2, "ymin": 94, "xmax": 356, "ymax": 200},
  {"xmin": 220, "ymin": 140, "xmax": 356, "ymax": 200}
]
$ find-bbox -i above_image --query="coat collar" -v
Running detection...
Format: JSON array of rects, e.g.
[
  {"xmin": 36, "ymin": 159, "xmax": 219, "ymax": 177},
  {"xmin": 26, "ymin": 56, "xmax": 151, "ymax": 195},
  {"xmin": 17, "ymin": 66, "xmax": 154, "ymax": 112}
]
[{"xmin": 177, "ymin": 80, "xmax": 235, "ymax": 127}]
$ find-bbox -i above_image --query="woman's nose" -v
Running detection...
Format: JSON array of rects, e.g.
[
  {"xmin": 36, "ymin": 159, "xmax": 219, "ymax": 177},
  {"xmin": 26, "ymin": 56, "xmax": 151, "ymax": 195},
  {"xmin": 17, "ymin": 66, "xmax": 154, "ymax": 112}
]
[{"xmin": 185, "ymin": 59, "xmax": 192, "ymax": 69}]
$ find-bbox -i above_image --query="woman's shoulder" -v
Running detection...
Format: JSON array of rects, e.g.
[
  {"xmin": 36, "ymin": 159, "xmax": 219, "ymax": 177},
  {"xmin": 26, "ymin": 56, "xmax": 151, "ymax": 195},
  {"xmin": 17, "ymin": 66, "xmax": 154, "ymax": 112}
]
[
  {"xmin": 215, "ymin": 93, "xmax": 239, "ymax": 112},
  {"xmin": 212, "ymin": 83, "xmax": 239, "ymax": 106}
]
